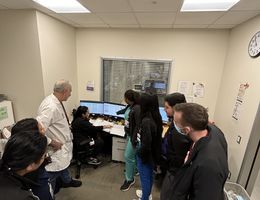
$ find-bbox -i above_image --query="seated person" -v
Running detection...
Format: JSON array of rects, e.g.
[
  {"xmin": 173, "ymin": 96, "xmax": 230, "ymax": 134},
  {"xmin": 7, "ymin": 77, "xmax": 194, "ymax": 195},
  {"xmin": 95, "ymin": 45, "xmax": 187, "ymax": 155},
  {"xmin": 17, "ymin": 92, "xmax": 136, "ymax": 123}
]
[
  {"xmin": 0, "ymin": 129, "xmax": 47, "ymax": 200},
  {"xmin": 71, "ymin": 106, "xmax": 112, "ymax": 165}
]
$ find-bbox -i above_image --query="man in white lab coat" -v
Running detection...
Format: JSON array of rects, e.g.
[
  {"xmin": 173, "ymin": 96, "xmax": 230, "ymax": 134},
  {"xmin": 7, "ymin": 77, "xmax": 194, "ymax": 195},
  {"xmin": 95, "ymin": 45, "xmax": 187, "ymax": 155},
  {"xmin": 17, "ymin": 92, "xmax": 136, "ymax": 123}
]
[{"xmin": 37, "ymin": 79, "xmax": 82, "ymax": 194}]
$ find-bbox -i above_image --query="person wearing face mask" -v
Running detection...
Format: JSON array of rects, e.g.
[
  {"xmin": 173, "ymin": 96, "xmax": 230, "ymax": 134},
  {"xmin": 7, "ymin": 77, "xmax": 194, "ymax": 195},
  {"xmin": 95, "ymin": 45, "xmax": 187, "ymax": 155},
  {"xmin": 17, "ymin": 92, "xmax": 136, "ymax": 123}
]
[
  {"xmin": 160, "ymin": 93, "xmax": 192, "ymax": 200},
  {"xmin": 170, "ymin": 103, "xmax": 229, "ymax": 200}
]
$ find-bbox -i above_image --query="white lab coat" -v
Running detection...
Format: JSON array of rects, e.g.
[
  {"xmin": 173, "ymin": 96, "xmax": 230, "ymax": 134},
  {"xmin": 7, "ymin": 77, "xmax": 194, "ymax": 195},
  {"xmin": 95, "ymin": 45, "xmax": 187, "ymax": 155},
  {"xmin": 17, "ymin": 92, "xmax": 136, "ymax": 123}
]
[{"xmin": 37, "ymin": 94, "xmax": 73, "ymax": 172}]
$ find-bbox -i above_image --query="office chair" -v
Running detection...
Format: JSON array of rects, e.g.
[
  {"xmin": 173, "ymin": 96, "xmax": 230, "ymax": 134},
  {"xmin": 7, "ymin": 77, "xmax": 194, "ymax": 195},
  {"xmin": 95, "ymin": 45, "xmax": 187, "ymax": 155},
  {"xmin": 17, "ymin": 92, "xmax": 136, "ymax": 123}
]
[{"xmin": 72, "ymin": 137, "xmax": 98, "ymax": 179}]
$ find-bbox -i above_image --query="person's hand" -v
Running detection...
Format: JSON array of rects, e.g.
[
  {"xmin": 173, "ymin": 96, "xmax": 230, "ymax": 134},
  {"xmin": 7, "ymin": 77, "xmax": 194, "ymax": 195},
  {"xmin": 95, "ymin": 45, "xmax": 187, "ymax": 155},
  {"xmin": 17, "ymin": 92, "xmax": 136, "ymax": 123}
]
[
  {"xmin": 49, "ymin": 140, "xmax": 62, "ymax": 151},
  {"xmin": 103, "ymin": 125, "xmax": 113, "ymax": 129}
]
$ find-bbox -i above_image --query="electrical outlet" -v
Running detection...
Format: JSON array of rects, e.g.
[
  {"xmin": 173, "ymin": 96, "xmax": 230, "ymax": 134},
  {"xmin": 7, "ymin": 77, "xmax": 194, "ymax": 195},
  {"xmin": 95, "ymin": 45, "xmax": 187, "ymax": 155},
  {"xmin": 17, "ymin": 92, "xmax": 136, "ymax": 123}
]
[{"xmin": 237, "ymin": 135, "xmax": 242, "ymax": 144}]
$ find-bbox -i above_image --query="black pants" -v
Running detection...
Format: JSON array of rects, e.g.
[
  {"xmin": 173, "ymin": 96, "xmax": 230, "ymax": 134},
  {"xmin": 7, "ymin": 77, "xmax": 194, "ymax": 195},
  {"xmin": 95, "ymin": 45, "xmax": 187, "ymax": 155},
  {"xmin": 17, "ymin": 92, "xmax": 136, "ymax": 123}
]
[{"xmin": 160, "ymin": 171, "xmax": 175, "ymax": 200}]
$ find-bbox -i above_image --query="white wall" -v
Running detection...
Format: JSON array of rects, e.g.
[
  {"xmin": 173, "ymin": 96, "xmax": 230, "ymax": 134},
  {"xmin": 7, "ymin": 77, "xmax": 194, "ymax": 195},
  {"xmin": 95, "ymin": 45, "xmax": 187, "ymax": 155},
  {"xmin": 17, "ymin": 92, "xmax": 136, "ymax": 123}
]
[
  {"xmin": 36, "ymin": 12, "xmax": 78, "ymax": 120},
  {"xmin": 0, "ymin": 10, "xmax": 44, "ymax": 120},
  {"xmin": 214, "ymin": 15, "xmax": 260, "ymax": 181},
  {"xmin": 76, "ymin": 28, "xmax": 230, "ymax": 118}
]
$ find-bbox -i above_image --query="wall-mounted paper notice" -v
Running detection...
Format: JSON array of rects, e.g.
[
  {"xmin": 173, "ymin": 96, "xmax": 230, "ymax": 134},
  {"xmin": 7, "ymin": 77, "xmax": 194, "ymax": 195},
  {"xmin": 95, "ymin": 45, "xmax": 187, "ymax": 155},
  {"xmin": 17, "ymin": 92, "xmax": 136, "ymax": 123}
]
[
  {"xmin": 232, "ymin": 83, "xmax": 249, "ymax": 120},
  {"xmin": 193, "ymin": 82, "xmax": 204, "ymax": 98},
  {"xmin": 178, "ymin": 81, "xmax": 192, "ymax": 95},
  {"xmin": 86, "ymin": 81, "xmax": 95, "ymax": 91}
]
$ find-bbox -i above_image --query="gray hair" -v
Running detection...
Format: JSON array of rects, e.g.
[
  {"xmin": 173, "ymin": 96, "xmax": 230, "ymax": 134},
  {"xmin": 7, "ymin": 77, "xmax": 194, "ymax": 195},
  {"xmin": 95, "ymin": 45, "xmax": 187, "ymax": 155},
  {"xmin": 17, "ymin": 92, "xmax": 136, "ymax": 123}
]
[{"xmin": 53, "ymin": 80, "xmax": 71, "ymax": 93}]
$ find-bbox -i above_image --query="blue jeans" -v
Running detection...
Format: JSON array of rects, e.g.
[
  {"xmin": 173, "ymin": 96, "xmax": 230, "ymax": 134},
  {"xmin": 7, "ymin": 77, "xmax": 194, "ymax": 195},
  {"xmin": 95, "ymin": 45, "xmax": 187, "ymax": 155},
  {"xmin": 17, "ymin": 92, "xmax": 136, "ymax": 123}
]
[
  {"xmin": 48, "ymin": 168, "xmax": 72, "ymax": 194},
  {"xmin": 124, "ymin": 136, "xmax": 137, "ymax": 181},
  {"xmin": 137, "ymin": 155, "xmax": 153, "ymax": 200}
]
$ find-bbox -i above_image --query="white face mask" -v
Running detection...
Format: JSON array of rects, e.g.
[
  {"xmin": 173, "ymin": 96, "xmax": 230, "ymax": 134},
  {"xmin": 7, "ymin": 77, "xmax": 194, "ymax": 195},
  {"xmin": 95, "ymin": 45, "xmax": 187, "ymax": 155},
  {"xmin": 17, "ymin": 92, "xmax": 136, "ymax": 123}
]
[{"xmin": 173, "ymin": 121, "xmax": 187, "ymax": 136}]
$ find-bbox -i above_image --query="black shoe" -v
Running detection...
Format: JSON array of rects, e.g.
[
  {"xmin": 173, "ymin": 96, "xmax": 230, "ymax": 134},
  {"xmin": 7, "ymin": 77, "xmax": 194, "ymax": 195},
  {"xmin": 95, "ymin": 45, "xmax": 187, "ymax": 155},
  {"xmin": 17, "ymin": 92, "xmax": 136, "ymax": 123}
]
[
  {"xmin": 120, "ymin": 179, "xmax": 135, "ymax": 191},
  {"xmin": 62, "ymin": 179, "xmax": 82, "ymax": 188},
  {"xmin": 87, "ymin": 157, "xmax": 101, "ymax": 165}
]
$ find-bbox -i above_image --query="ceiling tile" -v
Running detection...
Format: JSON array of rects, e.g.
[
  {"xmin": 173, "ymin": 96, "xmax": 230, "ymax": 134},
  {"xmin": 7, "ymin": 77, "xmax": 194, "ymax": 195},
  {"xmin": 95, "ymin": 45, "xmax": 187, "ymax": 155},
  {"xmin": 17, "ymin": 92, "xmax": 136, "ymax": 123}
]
[
  {"xmin": 96, "ymin": 13, "xmax": 138, "ymax": 25},
  {"xmin": 215, "ymin": 10, "xmax": 260, "ymax": 25},
  {"xmin": 60, "ymin": 13, "xmax": 104, "ymax": 24},
  {"xmin": 79, "ymin": 0, "xmax": 132, "ymax": 13},
  {"xmin": 135, "ymin": 12, "xmax": 175, "ymax": 25},
  {"xmin": 0, "ymin": 0, "xmax": 32, "ymax": 9},
  {"xmin": 75, "ymin": 23, "xmax": 109, "ymax": 28},
  {"xmin": 231, "ymin": 0, "xmax": 260, "ymax": 11},
  {"xmin": 0, "ymin": 4, "xmax": 8, "ymax": 9},
  {"xmin": 173, "ymin": 24, "xmax": 208, "ymax": 29},
  {"xmin": 129, "ymin": 0, "xmax": 182, "ymax": 12},
  {"xmin": 141, "ymin": 24, "xmax": 172, "ymax": 28},
  {"xmin": 175, "ymin": 12, "xmax": 224, "ymax": 25},
  {"xmin": 110, "ymin": 24, "xmax": 139, "ymax": 28}
]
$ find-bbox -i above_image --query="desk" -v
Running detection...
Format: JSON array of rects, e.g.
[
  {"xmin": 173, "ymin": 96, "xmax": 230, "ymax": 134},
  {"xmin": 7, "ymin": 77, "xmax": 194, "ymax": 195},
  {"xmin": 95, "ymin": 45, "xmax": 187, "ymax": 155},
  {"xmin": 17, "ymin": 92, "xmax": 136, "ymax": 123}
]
[
  {"xmin": 90, "ymin": 119, "xmax": 170, "ymax": 162},
  {"xmin": 90, "ymin": 118, "xmax": 126, "ymax": 162}
]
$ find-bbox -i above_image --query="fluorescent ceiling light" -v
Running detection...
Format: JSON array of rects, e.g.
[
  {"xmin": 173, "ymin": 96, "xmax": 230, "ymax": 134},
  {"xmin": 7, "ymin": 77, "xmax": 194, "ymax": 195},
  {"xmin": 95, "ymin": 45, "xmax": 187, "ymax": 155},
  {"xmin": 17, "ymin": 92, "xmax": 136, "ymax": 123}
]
[
  {"xmin": 33, "ymin": 0, "xmax": 90, "ymax": 13},
  {"xmin": 181, "ymin": 0, "xmax": 240, "ymax": 12}
]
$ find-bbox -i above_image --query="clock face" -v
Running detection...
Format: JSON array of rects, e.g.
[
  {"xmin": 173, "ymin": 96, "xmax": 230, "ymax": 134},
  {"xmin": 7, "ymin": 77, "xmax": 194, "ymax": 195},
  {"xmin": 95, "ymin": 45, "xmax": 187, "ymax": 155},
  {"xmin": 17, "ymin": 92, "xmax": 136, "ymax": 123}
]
[{"xmin": 248, "ymin": 31, "xmax": 260, "ymax": 58}]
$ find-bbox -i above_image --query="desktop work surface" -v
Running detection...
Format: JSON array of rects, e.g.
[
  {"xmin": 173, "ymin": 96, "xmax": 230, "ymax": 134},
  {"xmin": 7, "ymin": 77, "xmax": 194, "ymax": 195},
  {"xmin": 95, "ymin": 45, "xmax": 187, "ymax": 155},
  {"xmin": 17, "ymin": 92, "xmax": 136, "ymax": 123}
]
[{"xmin": 89, "ymin": 118, "xmax": 125, "ymax": 137}]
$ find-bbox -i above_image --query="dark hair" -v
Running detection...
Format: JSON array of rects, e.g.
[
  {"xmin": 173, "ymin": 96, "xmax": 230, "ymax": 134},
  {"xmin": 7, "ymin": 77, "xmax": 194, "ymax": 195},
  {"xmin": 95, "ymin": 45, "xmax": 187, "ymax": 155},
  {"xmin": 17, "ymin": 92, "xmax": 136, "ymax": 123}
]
[
  {"xmin": 11, "ymin": 118, "xmax": 39, "ymax": 135},
  {"xmin": 1, "ymin": 131, "xmax": 47, "ymax": 172},
  {"xmin": 174, "ymin": 103, "xmax": 208, "ymax": 131},
  {"xmin": 140, "ymin": 93, "xmax": 163, "ymax": 134},
  {"xmin": 164, "ymin": 92, "xmax": 186, "ymax": 107},
  {"xmin": 72, "ymin": 106, "xmax": 88, "ymax": 122},
  {"xmin": 124, "ymin": 90, "xmax": 140, "ymax": 105}
]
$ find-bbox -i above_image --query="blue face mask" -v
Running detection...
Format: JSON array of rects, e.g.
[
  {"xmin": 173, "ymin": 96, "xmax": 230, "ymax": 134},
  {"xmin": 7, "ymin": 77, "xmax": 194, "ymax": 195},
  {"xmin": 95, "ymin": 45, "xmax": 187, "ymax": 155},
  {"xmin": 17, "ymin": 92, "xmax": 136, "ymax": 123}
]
[{"xmin": 174, "ymin": 121, "xmax": 187, "ymax": 136}]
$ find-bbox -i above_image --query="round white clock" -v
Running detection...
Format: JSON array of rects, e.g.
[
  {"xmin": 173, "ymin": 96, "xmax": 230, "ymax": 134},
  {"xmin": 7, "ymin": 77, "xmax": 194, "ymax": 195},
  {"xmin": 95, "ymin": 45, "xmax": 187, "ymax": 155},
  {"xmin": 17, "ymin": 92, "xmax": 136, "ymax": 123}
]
[{"xmin": 248, "ymin": 31, "xmax": 260, "ymax": 58}]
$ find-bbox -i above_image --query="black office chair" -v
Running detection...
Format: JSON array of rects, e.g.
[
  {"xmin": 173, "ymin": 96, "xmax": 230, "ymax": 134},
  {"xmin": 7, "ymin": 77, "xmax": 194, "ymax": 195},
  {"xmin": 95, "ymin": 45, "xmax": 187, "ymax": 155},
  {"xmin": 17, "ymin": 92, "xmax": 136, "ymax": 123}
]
[{"xmin": 72, "ymin": 137, "xmax": 98, "ymax": 179}]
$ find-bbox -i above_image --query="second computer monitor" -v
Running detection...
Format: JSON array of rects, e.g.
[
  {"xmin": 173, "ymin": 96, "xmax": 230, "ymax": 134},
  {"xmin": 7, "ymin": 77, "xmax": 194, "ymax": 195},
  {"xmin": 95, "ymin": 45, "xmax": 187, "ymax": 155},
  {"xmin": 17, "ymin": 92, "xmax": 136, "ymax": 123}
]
[
  {"xmin": 80, "ymin": 101, "xmax": 104, "ymax": 115},
  {"xmin": 103, "ymin": 102, "xmax": 126, "ymax": 118}
]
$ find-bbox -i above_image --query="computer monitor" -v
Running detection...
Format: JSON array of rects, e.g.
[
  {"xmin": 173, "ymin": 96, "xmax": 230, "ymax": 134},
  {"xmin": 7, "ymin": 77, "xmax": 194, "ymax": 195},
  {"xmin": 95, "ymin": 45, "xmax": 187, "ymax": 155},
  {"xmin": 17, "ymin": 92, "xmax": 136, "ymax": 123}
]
[
  {"xmin": 154, "ymin": 82, "xmax": 166, "ymax": 89},
  {"xmin": 159, "ymin": 107, "xmax": 168, "ymax": 123},
  {"xmin": 103, "ymin": 102, "xmax": 126, "ymax": 118},
  {"xmin": 80, "ymin": 101, "xmax": 104, "ymax": 115}
]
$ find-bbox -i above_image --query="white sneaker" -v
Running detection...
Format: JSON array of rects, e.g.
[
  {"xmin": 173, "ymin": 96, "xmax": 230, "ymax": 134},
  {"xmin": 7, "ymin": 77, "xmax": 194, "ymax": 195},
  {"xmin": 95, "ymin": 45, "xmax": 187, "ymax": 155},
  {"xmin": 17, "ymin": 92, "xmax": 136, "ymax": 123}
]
[{"xmin": 136, "ymin": 190, "xmax": 152, "ymax": 200}]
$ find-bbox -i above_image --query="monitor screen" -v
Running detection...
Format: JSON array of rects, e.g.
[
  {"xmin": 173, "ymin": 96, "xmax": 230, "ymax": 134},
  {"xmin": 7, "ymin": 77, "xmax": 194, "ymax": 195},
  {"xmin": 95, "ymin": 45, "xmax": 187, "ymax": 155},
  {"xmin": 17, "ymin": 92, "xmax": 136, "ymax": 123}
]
[
  {"xmin": 80, "ymin": 101, "xmax": 104, "ymax": 115},
  {"xmin": 103, "ymin": 102, "xmax": 126, "ymax": 118},
  {"xmin": 154, "ymin": 82, "xmax": 166, "ymax": 89},
  {"xmin": 159, "ymin": 107, "xmax": 168, "ymax": 122}
]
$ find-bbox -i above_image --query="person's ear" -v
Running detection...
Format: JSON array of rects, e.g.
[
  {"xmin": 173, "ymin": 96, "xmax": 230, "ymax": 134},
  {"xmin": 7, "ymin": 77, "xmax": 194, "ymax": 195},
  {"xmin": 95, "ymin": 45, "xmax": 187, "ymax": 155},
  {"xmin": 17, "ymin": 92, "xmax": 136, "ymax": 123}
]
[{"xmin": 183, "ymin": 126, "xmax": 191, "ymax": 134}]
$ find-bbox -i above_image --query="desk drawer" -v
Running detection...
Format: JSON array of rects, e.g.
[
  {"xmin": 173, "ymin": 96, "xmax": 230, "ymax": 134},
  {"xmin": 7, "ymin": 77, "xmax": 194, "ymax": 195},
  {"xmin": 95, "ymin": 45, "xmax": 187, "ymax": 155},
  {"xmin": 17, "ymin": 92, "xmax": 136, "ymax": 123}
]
[
  {"xmin": 112, "ymin": 137, "xmax": 126, "ymax": 149},
  {"xmin": 112, "ymin": 137, "xmax": 126, "ymax": 162}
]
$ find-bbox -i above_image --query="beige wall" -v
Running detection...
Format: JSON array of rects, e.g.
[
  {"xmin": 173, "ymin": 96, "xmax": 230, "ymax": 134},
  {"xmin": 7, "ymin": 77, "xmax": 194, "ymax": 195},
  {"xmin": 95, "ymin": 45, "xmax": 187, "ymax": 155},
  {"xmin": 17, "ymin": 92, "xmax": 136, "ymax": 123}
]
[
  {"xmin": 76, "ymin": 28, "xmax": 229, "ymax": 118},
  {"xmin": 36, "ymin": 12, "xmax": 78, "ymax": 120},
  {"xmin": 214, "ymin": 15, "xmax": 260, "ymax": 181},
  {"xmin": 0, "ymin": 10, "xmax": 44, "ymax": 120}
]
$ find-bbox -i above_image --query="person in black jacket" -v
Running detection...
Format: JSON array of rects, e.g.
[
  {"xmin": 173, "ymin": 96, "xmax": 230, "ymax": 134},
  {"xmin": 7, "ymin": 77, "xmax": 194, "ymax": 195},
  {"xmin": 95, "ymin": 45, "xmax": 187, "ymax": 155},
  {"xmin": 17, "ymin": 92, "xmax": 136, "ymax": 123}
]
[
  {"xmin": 71, "ymin": 106, "xmax": 112, "ymax": 165},
  {"xmin": 160, "ymin": 93, "xmax": 192, "ymax": 200},
  {"xmin": 135, "ymin": 93, "xmax": 162, "ymax": 200},
  {"xmin": 170, "ymin": 103, "xmax": 229, "ymax": 200},
  {"xmin": 0, "ymin": 129, "xmax": 47, "ymax": 200}
]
